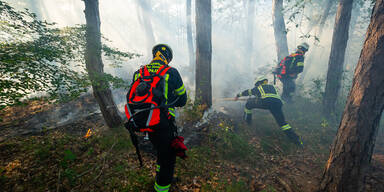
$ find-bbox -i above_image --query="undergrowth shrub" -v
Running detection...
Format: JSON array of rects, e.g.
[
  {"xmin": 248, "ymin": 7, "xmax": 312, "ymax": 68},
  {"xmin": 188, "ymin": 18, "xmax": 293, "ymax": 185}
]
[
  {"xmin": 208, "ymin": 120, "xmax": 257, "ymax": 162},
  {"xmin": 179, "ymin": 96, "xmax": 206, "ymax": 123}
]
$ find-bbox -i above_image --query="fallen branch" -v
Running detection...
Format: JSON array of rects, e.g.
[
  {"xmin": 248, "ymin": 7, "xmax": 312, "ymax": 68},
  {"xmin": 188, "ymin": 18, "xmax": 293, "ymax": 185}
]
[
  {"xmin": 277, "ymin": 177, "xmax": 293, "ymax": 192},
  {"xmin": 90, "ymin": 139, "xmax": 117, "ymax": 182},
  {"xmin": 56, "ymin": 169, "xmax": 61, "ymax": 192},
  {"xmin": 70, "ymin": 137, "xmax": 117, "ymax": 192},
  {"xmin": 76, "ymin": 165, "xmax": 101, "ymax": 179}
]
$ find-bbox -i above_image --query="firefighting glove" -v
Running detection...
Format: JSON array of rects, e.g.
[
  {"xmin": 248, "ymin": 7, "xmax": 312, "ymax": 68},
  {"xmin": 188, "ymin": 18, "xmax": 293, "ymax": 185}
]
[
  {"xmin": 171, "ymin": 136, "xmax": 188, "ymax": 159},
  {"xmin": 235, "ymin": 94, "xmax": 241, "ymax": 101}
]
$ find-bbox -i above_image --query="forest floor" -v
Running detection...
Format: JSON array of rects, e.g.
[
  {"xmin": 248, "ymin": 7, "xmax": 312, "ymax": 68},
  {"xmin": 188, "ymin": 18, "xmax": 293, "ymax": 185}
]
[{"xmin": 1, "ymin": 97, "xmax": 384, "ymax": 192}]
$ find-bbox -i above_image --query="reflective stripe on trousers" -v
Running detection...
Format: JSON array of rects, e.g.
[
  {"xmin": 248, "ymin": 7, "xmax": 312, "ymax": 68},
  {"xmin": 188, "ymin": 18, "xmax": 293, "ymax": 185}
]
[
  {"xmin": 281, "ymin": 124, "xmax": 292, "ymax": 130},
  {"xmin": 154, "ymin": 182, "xmax": 170, "ymax": 192},
  {"xmin": 244, "ymin": 108, "xmax": 252, "ymax": 114}
]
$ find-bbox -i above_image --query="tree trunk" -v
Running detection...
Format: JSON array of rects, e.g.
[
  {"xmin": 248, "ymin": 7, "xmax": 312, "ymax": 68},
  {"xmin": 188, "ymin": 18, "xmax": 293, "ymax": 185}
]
[
  {"xmin": 317, "ymin": 0, "xmax": 335, "ymax": 37},
  {"xmin": 83, "ymin": 0, "xmax": 122, "ymax": 128},
  {"xmin": 318, "ymin": 1, "xmax": 384, "ymax": 191},
  {"xmin": 195, "ymin": 0, "xmax": 212, "ymax": 108},
  {"xmin": 187, "ymin": 0, "xmax": 194, "ymax": 70},
  {"xmin": 272, "ymin": 0, "xmax": 289, "ymax": 62},
  {"xmin": 323, "ymin": 0, "xmax": 353, "ymax": 117},
  {"xmin": 245, "ymin": 0, "xmax": 256, "ymax": 66}
]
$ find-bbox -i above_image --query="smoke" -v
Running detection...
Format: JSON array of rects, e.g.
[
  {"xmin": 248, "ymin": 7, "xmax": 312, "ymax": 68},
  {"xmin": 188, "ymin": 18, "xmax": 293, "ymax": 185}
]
[{"xmin": 5, "ymin": 0, "xmax": 373, "ymax": 110}]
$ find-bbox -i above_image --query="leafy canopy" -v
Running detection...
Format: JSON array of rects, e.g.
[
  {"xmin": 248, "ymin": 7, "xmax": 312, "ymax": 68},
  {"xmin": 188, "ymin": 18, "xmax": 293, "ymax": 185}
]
[{"xmin": 0, "ymin": 1, "xmax": 139, "ymax": 110}]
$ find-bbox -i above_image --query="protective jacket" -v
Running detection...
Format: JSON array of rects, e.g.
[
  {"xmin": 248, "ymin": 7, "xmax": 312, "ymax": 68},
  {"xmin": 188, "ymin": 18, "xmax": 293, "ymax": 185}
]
[
  {"xmin": 276, "ymin": 51, "xmax": 304, "ymax": 79},
  {"xmin": 237, "ymin": 84, "xmax": 281, "ymax": 101},
  {"xmin": 131, "ymin": 59, "xmax": 187, "ymax": 117}
]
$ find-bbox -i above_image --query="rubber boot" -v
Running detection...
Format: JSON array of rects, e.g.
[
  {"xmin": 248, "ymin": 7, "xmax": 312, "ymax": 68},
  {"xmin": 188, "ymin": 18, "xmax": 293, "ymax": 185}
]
[{"xmin": 284, "ymin": 129, "xmax": 303, "ymax": 147}]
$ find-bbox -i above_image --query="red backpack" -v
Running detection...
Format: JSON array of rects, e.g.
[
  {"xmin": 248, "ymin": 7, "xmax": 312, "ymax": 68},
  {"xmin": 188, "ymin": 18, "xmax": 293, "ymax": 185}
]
[
  {"xmin": 276, "ymin": 53, "xmax": 303, "ymax": 78},
  {"xmin": 125, "ymin": 64, "xmax": 171, "ymax": 132}
]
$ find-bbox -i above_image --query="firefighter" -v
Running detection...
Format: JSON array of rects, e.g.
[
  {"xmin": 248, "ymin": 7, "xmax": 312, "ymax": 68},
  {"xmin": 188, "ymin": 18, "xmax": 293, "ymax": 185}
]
[
  {"xmin": 128, "ymin": 44, "xmax": 187, "ymax": 192},
  {"xmin": 235, "ymin": 77, "xmax": 303, "ymax": 146},
  {"xmin": 274, "ymin": 43, "xmax": 309, "ymax": 102}
]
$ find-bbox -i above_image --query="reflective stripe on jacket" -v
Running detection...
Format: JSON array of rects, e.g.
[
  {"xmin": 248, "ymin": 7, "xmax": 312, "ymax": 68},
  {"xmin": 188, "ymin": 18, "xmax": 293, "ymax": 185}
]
[{"xmin": 238, "ymin": 84, "xmax": 281, "ymax": 101}]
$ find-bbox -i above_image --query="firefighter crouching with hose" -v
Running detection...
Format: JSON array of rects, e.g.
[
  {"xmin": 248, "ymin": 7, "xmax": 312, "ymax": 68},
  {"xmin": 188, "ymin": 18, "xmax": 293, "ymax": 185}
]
[
  {"xmin": 235, "ymin": 77, "xmax": 303, "ymax": 147},
  {"xmin": 124, "ymin": 44, "xmax": 188, "ymax": 192}
]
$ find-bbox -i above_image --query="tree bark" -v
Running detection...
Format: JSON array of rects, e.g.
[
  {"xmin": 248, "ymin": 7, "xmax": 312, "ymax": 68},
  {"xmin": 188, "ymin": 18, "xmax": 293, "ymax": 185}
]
[
  {"xmin": 187, "ymin": 0, "xmax": 194, "ymax": 70},
  {"xmin": 195, "ymin": 0, "xmax": 212, "ymax": 108},
  {"xmin": 83, "ymin": 0, "xmax": 122, "ymax": 128},
  {"xmin": 323, "ymin": 0, "xmax": 353, "ymax": 116},
  {"xmin": 317, "ymin": 0, "xmax": 335, "ymax": 37},
  {"xmin": 272, "ymin": 0, "xmax": 289, "ymax": 62},
  {"xmin": 318, "ymin": 0, "xmax": 384, "ymax": 191},
  {"xmin": 245, "ymin": 0, "xmax": 256, "ymax": 66}
]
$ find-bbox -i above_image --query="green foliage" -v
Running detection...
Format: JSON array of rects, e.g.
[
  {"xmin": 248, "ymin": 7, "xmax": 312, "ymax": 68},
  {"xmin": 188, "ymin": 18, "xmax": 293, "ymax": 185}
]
[
  {"xmin": 60, "ymin": 149, "xmax": 76, "ymax": 170},
  {"xmin": 121, "ymin": 167, "xmax": 153, "ymax": 192},
  {"xmin": 0, "ymin": 167, "xmax": 6, "ymax": 185},
  {"xmin": 260, "ymin": 186, "xmax": 277, "ymax": 192},
  {"xmin": 0, "ymin": 1, "xmax": 139, "ymax": 109},
  {"xmin": 284, "ymin": 0, "xmax": 322, "ymax": 43},
  {"xmin": 87, "ymin": 147, "xmax": 94, "ymax": 156},
  {"xmin": 63, "ymin": 149, "xmax": 76, "ymax": 162},
  {"xmin": 209, "ymin": 120, "xmax": 257, "ymax": 161},
  {"xmin": 201, "ymin": 180, "xmax": 249, "ymax": 192},
  {"xmin": 224, "ymin": 181, "xmax": 249, "ymax": 192},
  {"xmin": 34, "ymin": 146, "xmax": 50, "ymax": 161},
  {"xmin": 97, "ymin": 128, "xmax": 132, "ymax": 151},
  {"xmin": 179, "ymin": 96, "xmax": 206, "ymax": 123},
  {"xmin": 63, "ymin": 168, "xmax": 77, "ymax": 186},
  {"xmin": 305, "ymin": 77, "xmax": 325, "ymax": 103}
]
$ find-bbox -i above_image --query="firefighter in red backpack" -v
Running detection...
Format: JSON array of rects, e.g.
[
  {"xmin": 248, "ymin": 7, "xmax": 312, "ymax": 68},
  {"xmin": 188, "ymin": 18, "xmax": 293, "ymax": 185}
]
[
  {"xmin": 273, "ymin": 43, "xmax": 309, "ymax": 102},
  {"xmin": 124, "ymin": 44, "xmax": 187, "ymax": 192}
]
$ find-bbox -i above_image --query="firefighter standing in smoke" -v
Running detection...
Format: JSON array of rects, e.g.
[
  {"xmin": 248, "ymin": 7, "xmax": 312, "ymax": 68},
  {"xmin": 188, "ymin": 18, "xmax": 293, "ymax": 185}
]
[
  {"xmin": 235, "ymin": 77, "xmax": 303, "ymax": 146},
  {"xmin": 124, "ymin": 44, "xmax": 187, "ymax": 192},
  {"xmin": 274, "ymin": 43, "xmax": 309, "ymax": 102}
]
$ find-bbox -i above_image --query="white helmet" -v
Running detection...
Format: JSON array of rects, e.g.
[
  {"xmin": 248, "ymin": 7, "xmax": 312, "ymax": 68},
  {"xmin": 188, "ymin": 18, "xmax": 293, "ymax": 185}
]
[
  {"xmin": 298, "ymin": 42, "xmax": 309, "ymax": 52},
  {"xmin": 255, "ymin": 76, "xmax": 268, "ymax": 85}
]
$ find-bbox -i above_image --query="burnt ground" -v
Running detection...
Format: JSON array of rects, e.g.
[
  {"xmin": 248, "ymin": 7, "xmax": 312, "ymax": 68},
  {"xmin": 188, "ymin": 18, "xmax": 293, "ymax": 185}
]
[{"xmin": 0, "ymin": 100, "xmax": 384, "ymax": 191}]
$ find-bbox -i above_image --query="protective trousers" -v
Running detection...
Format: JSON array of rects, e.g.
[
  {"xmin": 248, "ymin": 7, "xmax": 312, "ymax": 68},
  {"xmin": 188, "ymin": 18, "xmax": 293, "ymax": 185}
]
[
  {"xmin": 245, "ymin": 98, "xmax": 303, "ymax": 146},
  {"xmin": 244, "ymin": 98, "xmax": 287, "ymax": 127},
  {"xmin": 280, "ymin": 77, "xmax": 296, "ymax": 103},
  {"xmin": 149, "ymin": 113, "xmax": 177, "ymax": 192}
]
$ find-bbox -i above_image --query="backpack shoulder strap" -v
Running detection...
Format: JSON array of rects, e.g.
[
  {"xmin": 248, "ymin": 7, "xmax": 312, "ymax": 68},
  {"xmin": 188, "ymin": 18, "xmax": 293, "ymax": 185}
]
[
  {"xmin": 139, "ymin": 67, "xmax": 144, "ymax": 78},
  {"xmin": 156, "ymin": 65, "xmax": 171, "ymax": 76},
  {"xmin": 139, "ymin": 66, "xmax": 152, "ymax": 77}
]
